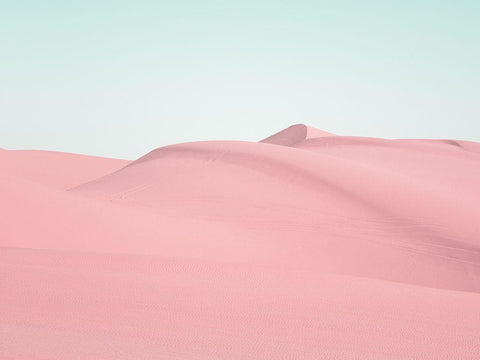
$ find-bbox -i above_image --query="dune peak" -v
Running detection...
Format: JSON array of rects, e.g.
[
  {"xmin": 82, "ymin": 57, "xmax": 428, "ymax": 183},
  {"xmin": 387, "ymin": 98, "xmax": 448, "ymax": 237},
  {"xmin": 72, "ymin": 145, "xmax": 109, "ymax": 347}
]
[{"xmin": 260, "ymin": 124, "xmax": 334, "ymax": 146}]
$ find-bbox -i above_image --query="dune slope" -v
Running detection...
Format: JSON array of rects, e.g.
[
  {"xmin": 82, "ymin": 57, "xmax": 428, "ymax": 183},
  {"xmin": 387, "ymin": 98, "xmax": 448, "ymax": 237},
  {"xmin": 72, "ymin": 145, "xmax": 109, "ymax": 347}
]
[
  {"xmin": 1, "ymin": 124, "xmax": 480, "ymax": 359},
  {"xmin": 0, "ymin": 149, "xmax": 129, "ymax": 189}
]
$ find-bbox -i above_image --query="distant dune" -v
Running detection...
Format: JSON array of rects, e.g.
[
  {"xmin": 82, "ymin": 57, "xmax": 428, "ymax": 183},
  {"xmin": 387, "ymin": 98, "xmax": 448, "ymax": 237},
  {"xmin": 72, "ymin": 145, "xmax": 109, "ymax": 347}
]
[
  {"xmin": 1, "ymin": 125, "xmax": 479, "ymax": 359},
  {"xmin": 0, "ymin": 149, "xmax": 129, "ymax": 189}
]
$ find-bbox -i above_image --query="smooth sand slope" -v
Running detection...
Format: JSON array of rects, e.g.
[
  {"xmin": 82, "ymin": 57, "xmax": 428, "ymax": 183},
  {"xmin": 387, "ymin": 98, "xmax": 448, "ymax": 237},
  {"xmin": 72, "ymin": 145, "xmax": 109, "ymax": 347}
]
[
  {"xmin": 1, "ymin": 124, "xmax": 479, "ymax": 359},
  {"xmin": 0, "ymin": 149, "xmax": 129, "ymax": 189}
]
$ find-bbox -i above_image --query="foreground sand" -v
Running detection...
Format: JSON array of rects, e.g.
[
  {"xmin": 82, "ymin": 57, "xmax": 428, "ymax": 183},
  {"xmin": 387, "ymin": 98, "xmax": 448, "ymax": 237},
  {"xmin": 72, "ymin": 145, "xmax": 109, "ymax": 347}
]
[{"xmin": 1, "ymin": 124, "xmax": 479, "ymax": 359}]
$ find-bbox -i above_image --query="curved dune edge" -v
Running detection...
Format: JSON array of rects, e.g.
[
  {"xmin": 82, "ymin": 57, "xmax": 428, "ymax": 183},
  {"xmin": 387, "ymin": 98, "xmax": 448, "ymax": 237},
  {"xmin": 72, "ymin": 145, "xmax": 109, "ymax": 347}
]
[
  {"xmin": 1, "ymin": 125, "xmax": 480, "ymax": 359},
  {"xmin": 260, "ymin": 123, "xmax": 335, "ymax": 146},
  {"xmin": 0, "ymin": 149, "xmax": 129, "ymax": 189}
]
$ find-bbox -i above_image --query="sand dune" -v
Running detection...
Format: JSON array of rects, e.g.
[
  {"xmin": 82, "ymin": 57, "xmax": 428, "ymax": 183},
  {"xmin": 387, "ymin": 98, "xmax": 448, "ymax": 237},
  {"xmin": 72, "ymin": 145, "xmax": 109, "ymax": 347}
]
[
  {"xmin": 260, "ymin": 123, "xmax": 335, "ymax": 145},
  {"xmin": 1, "ymin": 124, "xmax": 479, "ymax": 359},
  {"xmin": 0, "ymin": 149, "xmax": 129, "ymax": 189}
]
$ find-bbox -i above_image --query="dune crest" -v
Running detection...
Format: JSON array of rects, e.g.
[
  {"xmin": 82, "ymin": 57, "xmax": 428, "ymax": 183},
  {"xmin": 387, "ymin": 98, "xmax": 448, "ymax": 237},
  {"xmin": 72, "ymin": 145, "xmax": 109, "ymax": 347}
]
[
  {"xmin": 260, "ymin": 123, "xmax": 334, "ymax": 146},
  {"xmin": 1, "ymin": 125, "xmax": 480, "ymax": 359}
]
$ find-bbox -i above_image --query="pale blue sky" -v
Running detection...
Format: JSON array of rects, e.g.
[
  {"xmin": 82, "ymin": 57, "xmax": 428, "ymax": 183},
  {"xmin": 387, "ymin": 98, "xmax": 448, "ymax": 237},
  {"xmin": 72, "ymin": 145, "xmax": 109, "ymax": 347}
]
[{"xmin": 1, "ymin": 1, "xmax": 479, "ymax": 159}]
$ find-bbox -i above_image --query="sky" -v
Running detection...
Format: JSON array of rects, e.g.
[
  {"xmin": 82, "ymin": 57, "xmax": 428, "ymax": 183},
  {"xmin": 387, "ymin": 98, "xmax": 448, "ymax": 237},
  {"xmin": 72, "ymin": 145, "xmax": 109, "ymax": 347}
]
[{"xmin": 1, "ymin": 0, "xmax": 479, "ymax": 159}]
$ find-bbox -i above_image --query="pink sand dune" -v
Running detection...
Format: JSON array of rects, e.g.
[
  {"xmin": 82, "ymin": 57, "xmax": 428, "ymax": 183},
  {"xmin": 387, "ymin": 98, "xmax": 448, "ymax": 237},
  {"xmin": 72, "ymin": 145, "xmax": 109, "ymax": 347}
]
[
  {"xmin": 0, "ymin": 149, "xmax": 129, "ymax": 189},
  {"xmin": 1, "ymin": 124, "xmax": 479, "ymax": 359}
]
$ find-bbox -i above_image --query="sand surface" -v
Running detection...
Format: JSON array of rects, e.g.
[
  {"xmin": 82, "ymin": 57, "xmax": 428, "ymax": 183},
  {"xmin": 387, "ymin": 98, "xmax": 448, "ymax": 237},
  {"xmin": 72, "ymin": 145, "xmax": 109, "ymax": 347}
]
[{"xmin": 1, "ymin": 124, "xmax": 479, "ymax": 359}]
